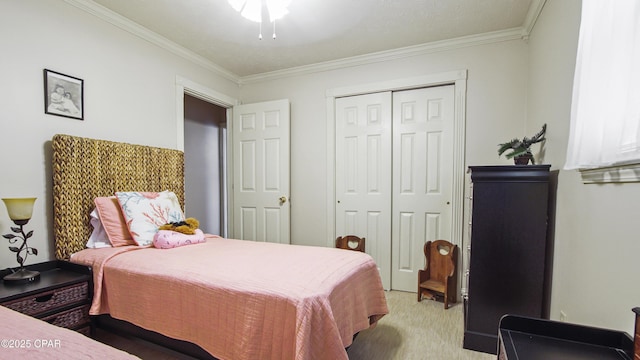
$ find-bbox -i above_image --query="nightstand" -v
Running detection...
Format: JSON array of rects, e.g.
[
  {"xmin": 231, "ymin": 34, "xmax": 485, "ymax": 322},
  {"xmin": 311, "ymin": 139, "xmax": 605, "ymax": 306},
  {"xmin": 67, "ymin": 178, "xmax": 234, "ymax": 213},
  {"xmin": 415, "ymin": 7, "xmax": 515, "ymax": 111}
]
[{"xmin": 0, "ymin": 260, "xmax": 92, "ymax": 336}]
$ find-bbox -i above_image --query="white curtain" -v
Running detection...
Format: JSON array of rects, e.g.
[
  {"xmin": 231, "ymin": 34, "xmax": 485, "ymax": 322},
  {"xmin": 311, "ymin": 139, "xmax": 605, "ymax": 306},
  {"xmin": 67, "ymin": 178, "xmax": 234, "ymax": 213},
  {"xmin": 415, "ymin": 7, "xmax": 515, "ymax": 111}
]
[{"xmin": 564, "ymin": 0, "xmax": 640, "ymax": 169}]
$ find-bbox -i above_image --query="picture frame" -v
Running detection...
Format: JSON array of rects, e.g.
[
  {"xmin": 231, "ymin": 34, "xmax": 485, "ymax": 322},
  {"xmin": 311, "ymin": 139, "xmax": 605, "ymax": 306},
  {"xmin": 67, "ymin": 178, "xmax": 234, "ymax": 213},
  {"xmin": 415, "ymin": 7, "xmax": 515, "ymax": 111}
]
[{"xmin": 44, "ymin": 69, "xmax": 84, "ymax": 120}]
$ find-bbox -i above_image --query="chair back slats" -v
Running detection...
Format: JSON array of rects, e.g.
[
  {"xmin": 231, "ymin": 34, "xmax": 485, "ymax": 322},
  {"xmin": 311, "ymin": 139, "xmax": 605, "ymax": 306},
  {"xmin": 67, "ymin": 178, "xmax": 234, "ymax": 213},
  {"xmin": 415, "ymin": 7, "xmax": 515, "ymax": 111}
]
[
  {"xmin": 425, "ymin": 240, "xmax": 456, "ymax": 281},
  {"xmin": 335, "ymin": 235, "xmax": 365, "ymax": 252}
]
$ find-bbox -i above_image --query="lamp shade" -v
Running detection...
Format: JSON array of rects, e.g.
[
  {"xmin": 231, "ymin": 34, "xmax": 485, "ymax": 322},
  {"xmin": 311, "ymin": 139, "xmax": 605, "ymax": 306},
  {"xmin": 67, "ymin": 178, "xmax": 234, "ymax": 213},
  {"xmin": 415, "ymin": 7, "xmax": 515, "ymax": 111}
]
[{"xmin": 2, "ymin": 198, "xmax": 36, "ymax": 221}]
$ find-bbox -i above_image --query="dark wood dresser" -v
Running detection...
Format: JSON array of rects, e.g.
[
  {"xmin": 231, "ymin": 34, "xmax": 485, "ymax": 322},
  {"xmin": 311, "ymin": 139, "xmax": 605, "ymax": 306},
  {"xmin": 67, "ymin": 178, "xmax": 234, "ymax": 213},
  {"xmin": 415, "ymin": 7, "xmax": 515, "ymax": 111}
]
[
  {"xmin": 463, "ymin": 165, "xmax": 552, "ymax": 354},
  {"xmin": 0, "ymin": 260, "xmax": 92, "ymax": 335}
]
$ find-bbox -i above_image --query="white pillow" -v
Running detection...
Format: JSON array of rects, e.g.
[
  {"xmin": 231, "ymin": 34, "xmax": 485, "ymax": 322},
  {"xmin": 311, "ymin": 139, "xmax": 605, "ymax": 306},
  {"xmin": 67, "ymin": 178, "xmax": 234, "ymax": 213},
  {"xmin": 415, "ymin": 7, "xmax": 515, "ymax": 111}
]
[
  {"xmin": 115, "ymin": 191, "xmax": 185, "ymax": 247},
  {"xmin": 86, "ymin": 208, "xmax": 113, "ymax": 248}
]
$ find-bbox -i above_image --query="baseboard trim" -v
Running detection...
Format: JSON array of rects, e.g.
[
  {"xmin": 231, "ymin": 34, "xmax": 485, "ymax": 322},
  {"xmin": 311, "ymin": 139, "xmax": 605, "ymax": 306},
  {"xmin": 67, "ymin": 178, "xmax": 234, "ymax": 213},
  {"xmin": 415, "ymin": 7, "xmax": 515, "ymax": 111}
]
[{"xmin": 463, "ymin": 330, "xmax": 498, "ymax": 355}]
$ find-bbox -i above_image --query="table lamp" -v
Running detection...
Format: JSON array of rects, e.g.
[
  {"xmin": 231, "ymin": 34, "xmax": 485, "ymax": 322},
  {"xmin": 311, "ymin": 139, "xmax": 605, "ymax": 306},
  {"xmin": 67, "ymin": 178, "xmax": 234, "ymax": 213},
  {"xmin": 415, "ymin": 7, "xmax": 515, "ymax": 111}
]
[{"xmin": 2, "ymin": 198, "xmax": 40, "ymax": 283}]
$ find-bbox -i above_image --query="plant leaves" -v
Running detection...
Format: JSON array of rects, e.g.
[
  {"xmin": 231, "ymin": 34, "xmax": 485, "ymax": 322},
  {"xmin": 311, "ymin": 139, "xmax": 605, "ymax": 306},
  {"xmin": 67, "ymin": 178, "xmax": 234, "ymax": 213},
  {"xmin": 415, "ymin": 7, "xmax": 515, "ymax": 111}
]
[
  {"xmin": 9, "ymin": 246, "xmax": 20, "ymax": 253},
  {"xmin": 505, "ymin": 149, "xmax": 528, "ymax": 159},
  {"xmin": 3, "ymin": 234, "xmax": 16, "ymax": 239},
  {"xmin": 31, "ymin": 248, "xmax": 38, "ymax": 256},
  {"xmin": 25, "ymin": 230, "xmax": 33, "ymax": 239},
  {"xmin": 11, "ymin": 227, "xmax": 21, "ymax": 233},
  {"xmin": 17, "ymin": 255, "xmax": 23, "ymax": 264}
]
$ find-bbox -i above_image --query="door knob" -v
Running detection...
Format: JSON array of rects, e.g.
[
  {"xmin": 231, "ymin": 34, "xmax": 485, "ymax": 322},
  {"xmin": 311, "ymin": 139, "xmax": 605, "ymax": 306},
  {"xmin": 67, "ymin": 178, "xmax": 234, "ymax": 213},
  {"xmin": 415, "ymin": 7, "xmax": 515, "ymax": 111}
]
[{"xmin": 279, "ymin": 196, "xmax": 287, "ymax": 204}]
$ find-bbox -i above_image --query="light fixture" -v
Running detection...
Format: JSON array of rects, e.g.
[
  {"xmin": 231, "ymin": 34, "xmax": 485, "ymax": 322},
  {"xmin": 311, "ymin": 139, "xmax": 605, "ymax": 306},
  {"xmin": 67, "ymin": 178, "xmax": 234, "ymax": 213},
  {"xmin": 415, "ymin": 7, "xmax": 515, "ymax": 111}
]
[
  {"xmin": 228, "ymin": 0, "xmax": 292, "ymax": 39},
  {"xmin": 2, "ymin": 198, "xmax": 40, "ymax": 284}
]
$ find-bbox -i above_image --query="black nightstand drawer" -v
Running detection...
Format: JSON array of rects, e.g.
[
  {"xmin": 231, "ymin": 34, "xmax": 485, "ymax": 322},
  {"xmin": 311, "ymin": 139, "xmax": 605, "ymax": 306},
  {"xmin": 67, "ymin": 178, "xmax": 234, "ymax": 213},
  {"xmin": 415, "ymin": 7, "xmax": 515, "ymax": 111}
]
[
  {"xmin": 1, "ymin": 282, "xmax": 88, "ymax": 317},
  {"xmin": 41, "ymin": 304, "xmax": 90, "ymax": 330},
  {"xmin": 0, "ymin": 261, "xmax": 92, "ymax": 336}
]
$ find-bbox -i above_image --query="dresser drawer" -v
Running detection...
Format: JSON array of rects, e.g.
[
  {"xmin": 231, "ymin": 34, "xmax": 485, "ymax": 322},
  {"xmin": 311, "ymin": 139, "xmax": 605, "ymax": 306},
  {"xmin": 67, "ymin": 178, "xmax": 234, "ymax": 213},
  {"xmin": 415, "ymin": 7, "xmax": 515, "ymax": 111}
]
[
  {"xmin": 41, "ymin": 304, "xmax": 90, "ymax": 330},
  {"xmin": 1, "ymin": 282, "xmax": 88, "ymax": 317}
]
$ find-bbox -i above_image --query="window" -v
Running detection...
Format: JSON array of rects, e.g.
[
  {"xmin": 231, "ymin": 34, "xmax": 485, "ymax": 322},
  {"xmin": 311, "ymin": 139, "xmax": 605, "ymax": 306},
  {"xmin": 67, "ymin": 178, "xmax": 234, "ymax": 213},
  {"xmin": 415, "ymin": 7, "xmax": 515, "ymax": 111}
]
[{"xmin": 564, "ymin": 0, "xmax": 640, "ymax": 179}]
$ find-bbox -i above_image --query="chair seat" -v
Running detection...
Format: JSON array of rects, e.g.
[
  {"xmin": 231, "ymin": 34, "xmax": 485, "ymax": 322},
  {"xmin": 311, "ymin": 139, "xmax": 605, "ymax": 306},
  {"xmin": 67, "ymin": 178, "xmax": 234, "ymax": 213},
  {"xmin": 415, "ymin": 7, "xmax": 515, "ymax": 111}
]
[{"xmin": 419, "ymin": 280, "xmax": 445, "ymax": 294}]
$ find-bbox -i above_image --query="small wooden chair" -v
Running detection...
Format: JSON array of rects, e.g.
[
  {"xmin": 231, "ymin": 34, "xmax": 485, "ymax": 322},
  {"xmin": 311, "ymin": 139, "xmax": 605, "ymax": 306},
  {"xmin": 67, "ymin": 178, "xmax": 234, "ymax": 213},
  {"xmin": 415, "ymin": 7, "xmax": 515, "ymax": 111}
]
[
  {"xmin": 335, "ymin": 235, "xmax": 365, "ymax": 252},
  {"xmin": 417, "ymin": 240, "xmax": 458, "ymax": 309}
]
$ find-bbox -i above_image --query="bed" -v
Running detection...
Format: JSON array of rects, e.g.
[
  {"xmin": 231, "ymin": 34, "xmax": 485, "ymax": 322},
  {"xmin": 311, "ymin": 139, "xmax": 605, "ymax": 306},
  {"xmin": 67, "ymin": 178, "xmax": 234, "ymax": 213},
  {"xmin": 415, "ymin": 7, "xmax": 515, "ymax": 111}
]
[
  {"xmin": 51, "ymin": 134, "xmax": 388, "ymax": 360},
  {"xmin": 0, "ymin": 305, "xmax": 139, "ymax": 359}
]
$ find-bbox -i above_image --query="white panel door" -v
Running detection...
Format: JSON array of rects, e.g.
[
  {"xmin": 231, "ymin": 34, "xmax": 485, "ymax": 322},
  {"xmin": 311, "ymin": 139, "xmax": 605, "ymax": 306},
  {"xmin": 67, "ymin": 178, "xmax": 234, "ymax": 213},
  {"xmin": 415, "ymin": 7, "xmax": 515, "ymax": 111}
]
[
  {"xmin": 232, "ymin": 99, "xmax": 290, "ymax": 244},
  {"xmin": 335, "ymin": 92, "xmax": 392, "ymax": 289},
  {"xmin": 391, "ymin": 86, "xmax": 455, "ymax": 292}
]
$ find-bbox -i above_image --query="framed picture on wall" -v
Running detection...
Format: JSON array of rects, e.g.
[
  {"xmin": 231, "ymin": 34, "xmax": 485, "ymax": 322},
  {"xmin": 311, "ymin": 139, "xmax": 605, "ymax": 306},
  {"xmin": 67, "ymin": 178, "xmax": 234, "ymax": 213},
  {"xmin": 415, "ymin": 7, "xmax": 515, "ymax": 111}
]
[{"xmin": 43, "ymin": 69, "xmax": 84, "ymax": 120}]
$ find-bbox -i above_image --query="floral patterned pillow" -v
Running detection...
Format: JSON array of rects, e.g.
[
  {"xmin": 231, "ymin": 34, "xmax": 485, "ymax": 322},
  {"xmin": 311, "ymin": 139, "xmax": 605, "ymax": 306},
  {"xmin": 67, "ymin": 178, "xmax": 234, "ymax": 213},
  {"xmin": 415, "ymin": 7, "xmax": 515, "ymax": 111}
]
[{"xmin": 115, "ymin": 191, "xmax": 185, "ymax": 246}]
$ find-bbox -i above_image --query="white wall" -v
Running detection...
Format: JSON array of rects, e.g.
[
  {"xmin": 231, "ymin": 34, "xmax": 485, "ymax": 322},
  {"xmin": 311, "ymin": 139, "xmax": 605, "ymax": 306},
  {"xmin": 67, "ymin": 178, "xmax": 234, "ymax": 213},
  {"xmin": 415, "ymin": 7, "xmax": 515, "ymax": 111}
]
[
  {"xmin": 528, "ymin": 0, "xmax": 640, "ymax": 334},
  {"xmin": 0, "ymin": 0, "xmax": 239, "ymax": 266},
  {"xmin": 239, "ymin": 40, "xmax": 529, "ymax": 247}
]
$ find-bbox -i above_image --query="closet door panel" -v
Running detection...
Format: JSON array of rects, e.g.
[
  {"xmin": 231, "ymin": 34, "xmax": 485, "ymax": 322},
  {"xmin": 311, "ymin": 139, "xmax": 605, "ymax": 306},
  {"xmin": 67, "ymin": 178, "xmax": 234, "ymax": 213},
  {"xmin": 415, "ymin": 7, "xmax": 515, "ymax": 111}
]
[
  {"xmin": 391, "ymin": 86, "xmax": 455, "ymax": 292},
  {"xmin": 335, "ymin": 92, "xmax": 393, "ymax": 289}
]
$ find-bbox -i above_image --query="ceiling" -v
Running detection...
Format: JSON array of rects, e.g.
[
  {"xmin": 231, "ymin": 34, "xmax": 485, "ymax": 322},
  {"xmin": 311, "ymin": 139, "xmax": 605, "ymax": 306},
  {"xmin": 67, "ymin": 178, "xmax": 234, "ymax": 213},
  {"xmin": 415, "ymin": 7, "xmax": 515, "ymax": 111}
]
[{"xmin": 85, "ymin": 0, "xmax": 540, "ymax": 78}]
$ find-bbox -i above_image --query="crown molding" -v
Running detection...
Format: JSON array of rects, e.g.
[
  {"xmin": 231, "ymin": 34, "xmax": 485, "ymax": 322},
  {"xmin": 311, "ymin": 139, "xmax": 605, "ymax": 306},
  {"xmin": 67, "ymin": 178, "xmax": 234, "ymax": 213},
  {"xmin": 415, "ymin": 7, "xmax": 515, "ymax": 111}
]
[
  {"xmin": 521, "ymin": 0, "xmax": 548, "ymax": 40},
  {"xmin": 64, "ymin": 0, "xmax": 545, "ymax": 86},
  {"xmin": 62, "ymin": 0, "xmax": 241, "ymax": 84},
  {"xmin": 239, "ymin": 28, "xmax": 524, "ymax": 85}
]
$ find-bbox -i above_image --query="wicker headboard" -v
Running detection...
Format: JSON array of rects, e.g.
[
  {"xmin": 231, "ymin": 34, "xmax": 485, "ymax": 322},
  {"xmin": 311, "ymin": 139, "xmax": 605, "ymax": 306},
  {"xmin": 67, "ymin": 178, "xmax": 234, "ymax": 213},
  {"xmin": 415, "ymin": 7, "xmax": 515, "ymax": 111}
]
[{"xmin": 52, "ymin": 134, "xmax": 184, "ymax": 260}]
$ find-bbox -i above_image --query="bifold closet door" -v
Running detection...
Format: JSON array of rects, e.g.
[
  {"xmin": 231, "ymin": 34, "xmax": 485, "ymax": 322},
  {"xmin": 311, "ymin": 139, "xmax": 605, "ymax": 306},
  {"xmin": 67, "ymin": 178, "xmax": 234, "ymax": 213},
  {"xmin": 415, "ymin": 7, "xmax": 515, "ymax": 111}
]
[
  {"xmin": 391, "ymin": 86, "xmax": 455, "ymax": 292},
  {"xmin": 335, "ymin": 86, "xmax": 454, "ymax": 292},
  {"xmin": 335, "ymin": 91, "xmax": 393, "ymax": 290}
]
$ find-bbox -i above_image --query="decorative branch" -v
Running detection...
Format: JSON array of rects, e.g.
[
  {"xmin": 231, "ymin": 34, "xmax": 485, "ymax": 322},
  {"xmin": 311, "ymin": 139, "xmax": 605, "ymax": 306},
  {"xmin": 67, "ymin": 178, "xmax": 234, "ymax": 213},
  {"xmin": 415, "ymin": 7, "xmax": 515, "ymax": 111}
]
[{"xmin": 2, "ymin": 223, "xmax": 37, "ymax": 268}]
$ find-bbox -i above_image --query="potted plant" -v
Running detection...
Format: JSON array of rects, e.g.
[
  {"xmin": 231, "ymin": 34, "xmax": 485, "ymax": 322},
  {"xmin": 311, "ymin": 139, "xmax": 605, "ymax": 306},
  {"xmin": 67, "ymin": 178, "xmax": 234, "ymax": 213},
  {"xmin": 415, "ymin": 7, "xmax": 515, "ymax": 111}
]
[{"xmin": 498, "ymin": 124, "xmax": 547, "ymax": 165}]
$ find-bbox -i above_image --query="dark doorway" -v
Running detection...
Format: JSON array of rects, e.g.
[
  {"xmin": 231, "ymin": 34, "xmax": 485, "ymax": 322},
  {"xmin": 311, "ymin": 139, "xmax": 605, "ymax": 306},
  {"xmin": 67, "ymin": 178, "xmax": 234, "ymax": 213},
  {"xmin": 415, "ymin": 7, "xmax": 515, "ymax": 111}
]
[{"xmin": 183, "ymin": 94, "xmax": 227, "ymax": 236}]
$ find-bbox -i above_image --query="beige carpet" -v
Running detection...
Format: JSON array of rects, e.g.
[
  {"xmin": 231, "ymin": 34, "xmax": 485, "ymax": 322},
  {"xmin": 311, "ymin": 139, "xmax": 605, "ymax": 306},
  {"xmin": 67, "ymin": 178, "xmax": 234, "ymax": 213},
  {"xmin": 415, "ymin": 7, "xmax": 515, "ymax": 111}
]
[{"xmin": 347, "ymin": 290, "xmax": 494, "ymax": 360}]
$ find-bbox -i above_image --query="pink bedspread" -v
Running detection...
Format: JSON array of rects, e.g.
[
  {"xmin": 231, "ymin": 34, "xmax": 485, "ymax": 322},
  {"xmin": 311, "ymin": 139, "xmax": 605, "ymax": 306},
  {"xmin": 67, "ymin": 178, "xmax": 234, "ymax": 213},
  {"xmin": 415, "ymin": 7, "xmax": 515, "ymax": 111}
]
[
  {"xmin": 0, "ymin": 305, "xmax": 139, "ymax": 359},
  {"xmin": 71, "ymin": 236, "xmax": 388, "ymax": 360}
]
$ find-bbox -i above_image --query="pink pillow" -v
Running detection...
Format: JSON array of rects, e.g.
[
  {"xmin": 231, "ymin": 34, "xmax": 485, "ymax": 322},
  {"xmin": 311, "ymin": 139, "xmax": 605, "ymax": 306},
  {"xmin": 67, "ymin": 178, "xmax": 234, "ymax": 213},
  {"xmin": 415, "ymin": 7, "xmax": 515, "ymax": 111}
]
[
  {"xmin": 94, "ymin": 197, "xmax": 136, "ymax": 247},
  {"xmin": 153, "ymin": 229, "xmax": 206, "ymax": 249}
]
